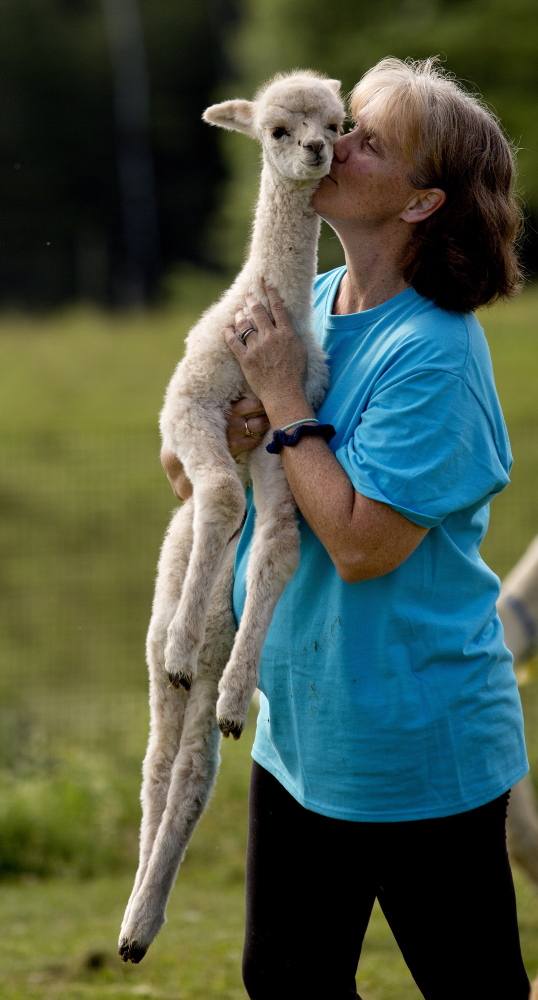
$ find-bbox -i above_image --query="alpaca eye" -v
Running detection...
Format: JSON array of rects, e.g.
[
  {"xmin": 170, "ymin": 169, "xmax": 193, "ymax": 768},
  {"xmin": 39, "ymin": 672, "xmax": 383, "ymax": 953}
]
[
  {"xmin": 327, "ymin": 124, "xmax": 340, "ymax": 133},
  {"xmin": 271, "ymin": 127, "xmax": 289, "ymax": 139}
]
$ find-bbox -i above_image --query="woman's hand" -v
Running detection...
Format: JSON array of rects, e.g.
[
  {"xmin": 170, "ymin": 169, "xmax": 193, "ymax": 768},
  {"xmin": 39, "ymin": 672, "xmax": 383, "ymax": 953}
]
[
  {"xmin": 223, "ymin": 282, "xmax": 311, "ymax": 427},
  {"xmin": 226, "ymin": 396, "xmax": 269, "ymax": 455},
  {"xmin": 161, "ymin": 397, "xmax": 269, "ymax": 501}
]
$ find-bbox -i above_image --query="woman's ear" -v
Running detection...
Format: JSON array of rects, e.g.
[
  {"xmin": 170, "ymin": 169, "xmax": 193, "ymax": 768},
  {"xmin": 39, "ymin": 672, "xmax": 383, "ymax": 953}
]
[{"xmin": 401, "ymin": 188, "xmax": 446, "ymax": 224}]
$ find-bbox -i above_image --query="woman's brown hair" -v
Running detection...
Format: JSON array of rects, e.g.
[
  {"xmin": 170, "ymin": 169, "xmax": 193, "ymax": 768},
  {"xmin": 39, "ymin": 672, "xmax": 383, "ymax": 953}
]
[{"xmin": 350, "ymin": 57, "xmax": 524, "ymax": 312}]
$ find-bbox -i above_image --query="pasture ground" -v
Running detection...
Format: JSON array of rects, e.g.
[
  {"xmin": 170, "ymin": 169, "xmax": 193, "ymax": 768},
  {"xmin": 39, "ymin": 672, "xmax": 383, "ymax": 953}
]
[
  {"xmin": 0, "ymin": 277, "xmax": 537, "ymax": 997},
  {"xmin": 0, "ymin": 705, "xmax": 536, "ymax": 1000}
]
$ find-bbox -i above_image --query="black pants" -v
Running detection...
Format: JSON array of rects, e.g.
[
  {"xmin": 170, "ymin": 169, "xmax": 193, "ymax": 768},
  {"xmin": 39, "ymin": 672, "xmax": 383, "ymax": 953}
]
[{"xmin": 243, "ymin": 762, "xmax": 530, "ymax": 1000}]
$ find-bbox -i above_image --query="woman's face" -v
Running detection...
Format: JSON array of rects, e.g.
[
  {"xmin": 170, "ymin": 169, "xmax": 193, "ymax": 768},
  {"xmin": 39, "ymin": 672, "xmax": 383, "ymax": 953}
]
[{"xmin": 312, "ymin": 109, "xmax": 417, "ymax": 231}]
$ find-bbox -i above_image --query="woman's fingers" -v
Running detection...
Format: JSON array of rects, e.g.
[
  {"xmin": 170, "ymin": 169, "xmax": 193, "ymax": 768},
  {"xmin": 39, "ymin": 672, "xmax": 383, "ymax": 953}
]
[
  {"xmin": 245, "ymin": 293, "xmax": 274, "ymax": 332},
  {"xmin": 262, "ymin": 280, "xmax": 286, "ymax": 317},
  {"xmin": 222, "ymin": 282, "xmax": 305, "ymax": 407},
  {"xmin": 243, "ymin": 414, "xmax": 268, "ymax": 436},
  {"xmin": 160, "ymin": 394, "xmax": 269, "ymax": 493},
  {"xmin": 245, "ymin": 285, "xmax": 293, "ymax": 339},
  {"xmin": 261, "ymin": 280, "xmax": 292, "ymax": 331},
  {"xmin": 226, "ymin": 396, "xmax": 269, "ymax": 456},
  {"xmin": 232, "ymin": 396, "xmax": 266, "ymax": 418},
  {"xmin": 226, "ymin": 411, "xmax": 269, "ymax": 456},
  {"xmin": 223, "ymin": 324, "xmax": 247, "ymax": 358}
]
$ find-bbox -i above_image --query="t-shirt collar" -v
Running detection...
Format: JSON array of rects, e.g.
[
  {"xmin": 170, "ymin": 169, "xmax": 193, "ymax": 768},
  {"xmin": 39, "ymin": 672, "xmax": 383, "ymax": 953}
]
[{"xmin": 325, "ymin": 266, "xmax": 420, "ymax": 332}]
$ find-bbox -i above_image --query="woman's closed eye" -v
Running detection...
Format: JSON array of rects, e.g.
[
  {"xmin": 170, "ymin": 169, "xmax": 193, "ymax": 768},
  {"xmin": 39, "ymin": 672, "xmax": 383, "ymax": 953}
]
[
  {"xmin": 362, "ymin": 133, "xmax": 380, "ymax": 154},
  {"xmin": 350, "ymin": 124, "xmax": 382, "ymax": 155}
]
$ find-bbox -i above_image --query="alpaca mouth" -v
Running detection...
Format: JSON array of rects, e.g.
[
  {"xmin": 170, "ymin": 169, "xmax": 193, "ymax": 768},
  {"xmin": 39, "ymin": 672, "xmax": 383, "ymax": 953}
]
[{"xmin": 301, "ymin": 155, "xmax": 328, "ymax": 170}]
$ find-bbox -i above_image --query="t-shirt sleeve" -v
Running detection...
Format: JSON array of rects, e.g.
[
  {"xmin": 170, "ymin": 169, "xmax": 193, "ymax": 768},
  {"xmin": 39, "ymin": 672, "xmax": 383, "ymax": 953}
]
[{"xmin": 335, "ymin": 370, "xmax": 511, "ymax": 527}]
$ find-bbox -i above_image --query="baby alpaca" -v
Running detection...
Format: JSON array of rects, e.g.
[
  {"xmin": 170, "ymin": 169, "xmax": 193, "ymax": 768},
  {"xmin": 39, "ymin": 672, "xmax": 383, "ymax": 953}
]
[
  {"xmin": 119, "ymin": 71, "xmax": 344, "ymax": 963},
  {"xmin": 164, "ymin": 71, "xmax": 344, "ymax": 738}
]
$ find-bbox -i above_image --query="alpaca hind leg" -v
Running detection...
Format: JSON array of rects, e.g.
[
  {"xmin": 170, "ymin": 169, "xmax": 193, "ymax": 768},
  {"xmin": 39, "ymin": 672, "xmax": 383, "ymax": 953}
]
[
  {"xmin": 121, "ymin": 503, "xmax": 193, "ymax": 930},
  {"xmin": 121, "ymin": 680, "xmax": 188, "ymax": 935},
  {"xmin": 217, "ymin": 453, "xmax": 299, "ymax": 738},
  {"xmin": 164, "ymin": 444, "xmax": 245, "ymax": 691},
  {"xmin": 119, "ymin": 535, "xmax": 237, "ymax": 963},
  {"xmin": 118, "ymin": 675, "xmax": 222, "ymax": 963}
]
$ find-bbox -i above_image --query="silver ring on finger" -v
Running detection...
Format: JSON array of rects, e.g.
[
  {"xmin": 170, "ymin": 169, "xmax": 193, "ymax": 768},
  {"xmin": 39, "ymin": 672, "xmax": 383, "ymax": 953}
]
[
  {"xmin": 245, "ymin": 418, "xmax": 257, "ymax": 438},
  {"xmin": 239, "ymin": 326, "xmax": 256, "ymax": 344}
]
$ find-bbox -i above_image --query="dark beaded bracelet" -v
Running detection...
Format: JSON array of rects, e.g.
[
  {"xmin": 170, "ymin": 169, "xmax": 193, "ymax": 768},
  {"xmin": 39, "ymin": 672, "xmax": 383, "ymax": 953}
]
[{"xmin": 266, "ymin": 422, "xmax": 336, "ymax": 454}]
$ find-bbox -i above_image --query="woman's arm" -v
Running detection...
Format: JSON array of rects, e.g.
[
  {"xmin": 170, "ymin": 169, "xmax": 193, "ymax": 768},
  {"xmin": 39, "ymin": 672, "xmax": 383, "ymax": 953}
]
[
  {"xmin": 223, "ymin": 285, "xmax": 428, "ymax": 583},
  {"xmin": 274, "ymin": 434, "xmax": 427, "ymax": 583}
]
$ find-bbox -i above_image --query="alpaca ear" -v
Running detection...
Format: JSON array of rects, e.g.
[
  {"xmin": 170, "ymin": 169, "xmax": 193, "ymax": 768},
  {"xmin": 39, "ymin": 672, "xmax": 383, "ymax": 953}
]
[
  {"xmin": 202, "ymin": 100, "xmax": 256, "ymax": 137},
  {"xmin": 326, "ymin": 79, "xmax": 342, "ymax": 95}
]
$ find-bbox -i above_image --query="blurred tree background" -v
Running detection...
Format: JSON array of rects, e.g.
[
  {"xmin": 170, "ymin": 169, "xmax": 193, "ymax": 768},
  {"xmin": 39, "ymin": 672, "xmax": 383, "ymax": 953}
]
[
  {"xmin": 1, "ymin": 3, "xmax": 538, "ymax": 997},
  {"xmin": 0, "ymin": 0, "xmax": 239, "ymax": 307},
  {"xmin": 0, "ymin": 0, "xmax": 537, "ymax": 308},
  {"xmin": 215, "ymin": 0, "xmax": 538, "ymax": 275}
]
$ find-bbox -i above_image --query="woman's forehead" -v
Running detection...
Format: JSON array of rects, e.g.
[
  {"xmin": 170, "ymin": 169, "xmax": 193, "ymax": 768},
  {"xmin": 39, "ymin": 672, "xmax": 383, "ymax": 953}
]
[
  {"xmin": 353, "ymin": 92, "xmax": 419, "ymax": 161},
  {"xmin": 354, "ymin": 105, "xmax": 412, "ymax": 163}
]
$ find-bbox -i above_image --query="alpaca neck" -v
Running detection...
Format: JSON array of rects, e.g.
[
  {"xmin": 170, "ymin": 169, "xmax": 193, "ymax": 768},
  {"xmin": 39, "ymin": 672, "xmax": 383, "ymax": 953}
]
[{"xmin": 245, "ymin": 163, "xmax": 321, "ymax": 313}]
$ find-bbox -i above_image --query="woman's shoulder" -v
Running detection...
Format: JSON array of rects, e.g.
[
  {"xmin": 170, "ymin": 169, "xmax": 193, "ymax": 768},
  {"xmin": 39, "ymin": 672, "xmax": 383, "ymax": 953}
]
[
  {"xmin": 372, "ymin": 290, "xmax": 494, "ymax": 390},
  {"xmin": 313, "ymin": 274, "xmax": 498, "ymax": 398}
]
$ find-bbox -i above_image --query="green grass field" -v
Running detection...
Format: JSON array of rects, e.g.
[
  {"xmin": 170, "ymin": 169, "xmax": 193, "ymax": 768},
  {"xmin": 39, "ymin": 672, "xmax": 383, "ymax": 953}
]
[{"xmin": 0, "ymin": 278, "xmax": 537, "ymax": 998}]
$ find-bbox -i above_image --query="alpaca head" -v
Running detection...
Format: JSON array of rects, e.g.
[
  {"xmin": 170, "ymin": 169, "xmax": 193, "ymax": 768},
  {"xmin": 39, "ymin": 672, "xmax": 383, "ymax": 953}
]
[{"xmin": 203, "ymin": 72, "xmax": 345, "ymax": 182}]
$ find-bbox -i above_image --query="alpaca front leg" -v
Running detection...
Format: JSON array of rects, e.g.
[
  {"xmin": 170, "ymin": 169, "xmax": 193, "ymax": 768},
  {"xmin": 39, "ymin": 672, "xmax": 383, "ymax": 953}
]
[
  {"xmin": 119, "ymin": 675, "xmax": 222, "ymax": 963},
  {"xmin": 217, "ymin": 457, "xmax": 299, "ymax": 738},
  {"xmin": 164, "ymin": 466, "xmax": 245, "ymax": 691}
]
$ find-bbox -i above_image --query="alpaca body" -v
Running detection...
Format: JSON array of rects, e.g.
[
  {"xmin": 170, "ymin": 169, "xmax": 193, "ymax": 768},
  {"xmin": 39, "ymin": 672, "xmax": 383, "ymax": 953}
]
[
  {"xmin": 160, "ymin": 167, "xmax": 330, "ymax": 722},
  {"xmin": 119, "ymin": 73, "xmax": 344, "ymax": 963}
]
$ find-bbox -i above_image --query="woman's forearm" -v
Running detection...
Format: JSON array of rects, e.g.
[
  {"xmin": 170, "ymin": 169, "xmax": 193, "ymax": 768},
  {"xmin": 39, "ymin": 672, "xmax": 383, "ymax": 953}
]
[{"xmin": 276, "ymin": 426, "xmax": 428, "ymax": 583}]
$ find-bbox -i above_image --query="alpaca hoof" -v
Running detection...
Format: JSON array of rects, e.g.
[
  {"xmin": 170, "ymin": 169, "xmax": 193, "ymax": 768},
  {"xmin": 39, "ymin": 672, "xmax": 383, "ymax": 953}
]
[
  {"xmin": 218, "ymin": 716, "xmax": 244, "ymax": 740},
  {"xmin": 167, "ymin": 669, "xmax": 192, "ymax": 692},
  {"xmin": 118, "ymin": 937, "xmax": 148, "ymax": 964},
  {"xmin": 164, "ymin": 634, "xmax": 198, "ymax": 691},
  {"xmin": 119, "ymin": 901, "xmax": 165, "ymax": 964}
]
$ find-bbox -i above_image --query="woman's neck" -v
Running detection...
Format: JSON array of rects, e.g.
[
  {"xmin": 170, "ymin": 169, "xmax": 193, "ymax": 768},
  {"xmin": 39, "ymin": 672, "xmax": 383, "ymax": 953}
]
[{"xmin": 330, "ymin": 222, "xmax": 411, "ymax": 315}]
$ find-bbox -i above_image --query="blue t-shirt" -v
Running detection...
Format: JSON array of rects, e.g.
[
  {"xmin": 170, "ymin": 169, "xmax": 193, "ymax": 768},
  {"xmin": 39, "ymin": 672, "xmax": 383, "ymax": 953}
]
[{"xmin": 233, "ymin": 267, "xmax": 529, "ymax": 822}]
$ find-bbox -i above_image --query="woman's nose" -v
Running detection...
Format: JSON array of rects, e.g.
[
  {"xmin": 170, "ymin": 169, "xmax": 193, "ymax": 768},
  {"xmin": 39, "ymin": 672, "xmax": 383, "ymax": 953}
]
[{"xmin": 332, "ymin": 136, "xmax": 349, "ymax": 162}]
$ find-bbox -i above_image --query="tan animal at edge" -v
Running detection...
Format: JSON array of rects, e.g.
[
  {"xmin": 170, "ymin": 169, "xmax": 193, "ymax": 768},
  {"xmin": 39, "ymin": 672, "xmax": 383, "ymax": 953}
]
[{"xmin": 497, "ymin": 535, "xmax": 538, "ymax": 888}]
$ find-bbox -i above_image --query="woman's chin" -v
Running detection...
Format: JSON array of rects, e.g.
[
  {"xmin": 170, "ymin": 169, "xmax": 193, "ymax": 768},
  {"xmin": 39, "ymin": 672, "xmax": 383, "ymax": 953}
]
[{"xmin": 312, "ymin": 178, "xmax": 334, "ymax": 213}]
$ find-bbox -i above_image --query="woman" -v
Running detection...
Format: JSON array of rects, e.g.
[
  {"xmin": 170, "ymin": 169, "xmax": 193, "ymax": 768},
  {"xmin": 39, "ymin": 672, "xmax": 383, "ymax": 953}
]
[{"xmin": 164, "ymin": 58, "xmax": 530, "ymax": 999}]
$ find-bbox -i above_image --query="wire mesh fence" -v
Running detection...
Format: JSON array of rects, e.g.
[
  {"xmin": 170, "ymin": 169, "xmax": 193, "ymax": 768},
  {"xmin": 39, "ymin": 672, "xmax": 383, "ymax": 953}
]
[
  {"xmin": 0, "ymin": 431, "xmax": 175, "ymax": 763},
  {"xmin": 0, "ymin": 424, "xmax": 536, "ymax": 764}
]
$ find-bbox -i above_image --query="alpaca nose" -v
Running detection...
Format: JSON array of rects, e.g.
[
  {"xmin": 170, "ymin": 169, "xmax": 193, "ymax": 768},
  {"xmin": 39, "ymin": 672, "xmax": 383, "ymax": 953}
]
[{"xmin": 303, "ymin": 138, "xmax": 325, "ymax": 155}]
